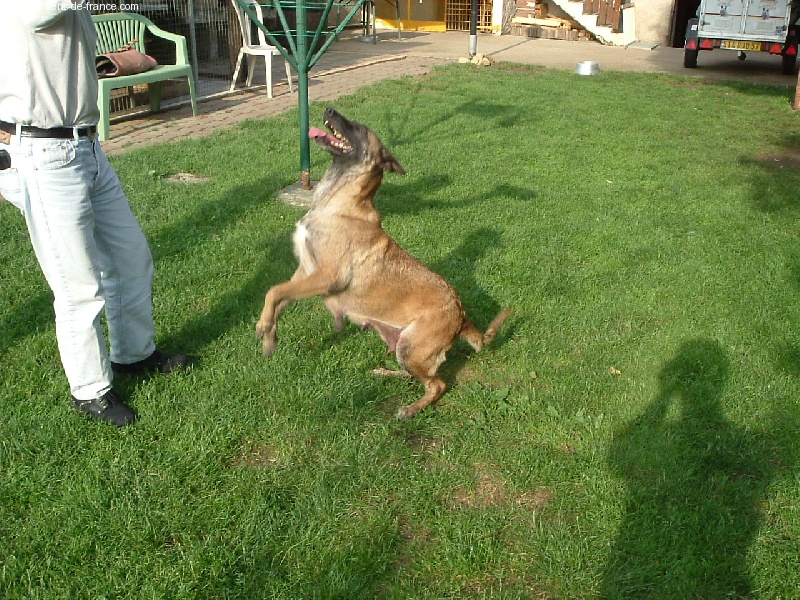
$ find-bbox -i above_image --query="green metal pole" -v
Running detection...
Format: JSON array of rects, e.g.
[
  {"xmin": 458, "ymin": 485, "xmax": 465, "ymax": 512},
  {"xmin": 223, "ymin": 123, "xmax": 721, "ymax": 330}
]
[
  {"xmin": 236, "ymin": 0, "xmax": 370, "ymax": 189},
  {"xmin": 296, "ymin": 0, "xmax": 312, "ymax": 189}
]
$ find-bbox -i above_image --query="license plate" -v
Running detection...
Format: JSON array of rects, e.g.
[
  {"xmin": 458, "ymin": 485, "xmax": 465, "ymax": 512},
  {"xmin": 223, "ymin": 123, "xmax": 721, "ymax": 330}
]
[{"xmin": 720, "ymin": 40, "xmax": 763, "ymax": 51}]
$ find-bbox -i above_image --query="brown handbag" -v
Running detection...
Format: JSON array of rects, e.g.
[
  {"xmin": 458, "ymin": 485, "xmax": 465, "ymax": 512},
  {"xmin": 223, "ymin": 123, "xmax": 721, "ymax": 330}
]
[{"xmin": 95, "ymin": 40, "xmax": 158, "ymax": 78}]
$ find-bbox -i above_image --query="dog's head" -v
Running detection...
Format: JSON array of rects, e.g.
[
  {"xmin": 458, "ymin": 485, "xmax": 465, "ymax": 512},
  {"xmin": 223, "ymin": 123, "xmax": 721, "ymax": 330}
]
[{"xmin": 309, "ymin": 108, "xmax": 405, "ymax": 175}]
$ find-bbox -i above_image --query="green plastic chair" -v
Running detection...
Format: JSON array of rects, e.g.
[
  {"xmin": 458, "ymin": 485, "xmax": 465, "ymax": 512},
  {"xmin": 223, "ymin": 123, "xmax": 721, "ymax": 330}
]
[{"xmin": 92, "ymin": 12, "xmax": 199, "ymax": 141}]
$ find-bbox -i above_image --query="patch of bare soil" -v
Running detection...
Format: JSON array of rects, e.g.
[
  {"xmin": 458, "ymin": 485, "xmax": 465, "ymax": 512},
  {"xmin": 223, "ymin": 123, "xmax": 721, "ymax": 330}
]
[
  {"xmin": 450, "ymin": 462, "xmax": 554, "ymax": 510},
  {"xmin": 165, "ymin": 172, "xmax": 211, "ymax": 184},
  {"xmin": 755, "ymin": 151, "xmax": 800, "ymax": 171},
  {"xmin": 231, "ymin": 441, "xmax": 281, "ymax": 468}
]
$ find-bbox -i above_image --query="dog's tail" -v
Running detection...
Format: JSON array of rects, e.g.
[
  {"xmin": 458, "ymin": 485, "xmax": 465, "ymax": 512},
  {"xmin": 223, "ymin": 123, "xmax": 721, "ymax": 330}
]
[{"xmin": 459, "ymin": 308, "xmax": 512, "ymax": 353}]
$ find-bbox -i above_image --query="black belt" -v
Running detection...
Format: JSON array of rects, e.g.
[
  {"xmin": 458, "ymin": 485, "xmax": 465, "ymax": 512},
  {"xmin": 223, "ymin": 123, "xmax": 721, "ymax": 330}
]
[{"xmin": 0, "ymin": 121, "xmax": 96, "ymax": 139}]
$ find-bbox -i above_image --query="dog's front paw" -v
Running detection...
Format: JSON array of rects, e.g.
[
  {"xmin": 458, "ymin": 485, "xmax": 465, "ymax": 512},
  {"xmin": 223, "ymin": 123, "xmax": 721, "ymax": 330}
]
[
  {"xmin": 255, "ymin": 318, "xmax": 272, "ymax": 340},
  {"xmin": 261, "ymin": 334, "xmax": 278, "ymax": 358},
  {"xmin": 256, "ymin": 320, "xmax": 278, "ymax": 357}
]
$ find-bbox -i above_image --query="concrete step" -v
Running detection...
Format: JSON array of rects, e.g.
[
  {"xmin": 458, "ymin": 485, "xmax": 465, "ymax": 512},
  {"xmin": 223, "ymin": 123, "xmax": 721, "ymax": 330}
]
[{"xmin": 550, "ymin": 0, "xmax": 627, "ymax": 46}]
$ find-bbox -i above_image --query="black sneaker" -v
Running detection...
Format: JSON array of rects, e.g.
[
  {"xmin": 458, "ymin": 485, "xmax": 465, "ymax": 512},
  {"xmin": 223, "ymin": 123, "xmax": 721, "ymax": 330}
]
[
  {"xmin": 111, "ymin": 349, "xmax": 191, "ymax": 375},
  {"xmin": 71, "ymin": 389, "xmax": 136, "ymax": 427}
]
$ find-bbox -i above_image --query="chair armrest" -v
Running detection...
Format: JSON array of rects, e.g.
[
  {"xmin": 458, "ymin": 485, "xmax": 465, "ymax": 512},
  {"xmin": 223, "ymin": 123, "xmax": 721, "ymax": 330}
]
[{"xmin": 144, "ymin": 22, "xmax": 191, "ymax": 66}]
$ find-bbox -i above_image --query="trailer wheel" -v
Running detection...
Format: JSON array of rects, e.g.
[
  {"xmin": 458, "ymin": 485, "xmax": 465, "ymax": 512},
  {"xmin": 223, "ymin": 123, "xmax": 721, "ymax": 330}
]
[
  {"xmin": 783, "ymin": 26, "xmax": 798, "ymax": 75},
  {"xmin": 782, "ymin": 53, "xmax": 797, "ymax": 74},
  {"xmin": 684, "ymin": 18, "xmax": 700, "ymax": 69}
]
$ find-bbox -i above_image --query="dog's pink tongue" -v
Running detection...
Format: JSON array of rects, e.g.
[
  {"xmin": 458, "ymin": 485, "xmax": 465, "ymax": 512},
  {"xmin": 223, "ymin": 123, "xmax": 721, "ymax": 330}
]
[{"xmin": 308, "ymin": 127, "xmax": 328, "ymax": 139}]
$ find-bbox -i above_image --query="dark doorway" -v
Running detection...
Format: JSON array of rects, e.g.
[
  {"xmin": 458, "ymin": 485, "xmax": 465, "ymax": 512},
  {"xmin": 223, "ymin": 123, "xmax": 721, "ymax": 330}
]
[{"xmin": 671, "ymin": 0, "xmax": 701, "ymax": 47}]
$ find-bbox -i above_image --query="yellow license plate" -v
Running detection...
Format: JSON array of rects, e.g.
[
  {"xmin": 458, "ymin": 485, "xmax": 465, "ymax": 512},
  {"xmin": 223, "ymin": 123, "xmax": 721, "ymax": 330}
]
[{"xmin": 720, "ymin": 40, "xmax": 763, "ymax": 51}]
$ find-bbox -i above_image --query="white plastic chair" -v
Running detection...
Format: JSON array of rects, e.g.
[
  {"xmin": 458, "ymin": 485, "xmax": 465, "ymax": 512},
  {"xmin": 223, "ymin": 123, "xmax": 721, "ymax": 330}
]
[{"xmin": 230, "ymin": 0, "xmax": 293, "ymax": 97}]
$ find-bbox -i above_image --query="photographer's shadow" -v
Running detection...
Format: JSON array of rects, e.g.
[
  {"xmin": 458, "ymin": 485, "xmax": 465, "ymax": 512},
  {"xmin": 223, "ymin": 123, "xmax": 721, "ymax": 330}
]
[{"xmin": 602, "ymin": 339, "xmax": 777, "ymax": 597}]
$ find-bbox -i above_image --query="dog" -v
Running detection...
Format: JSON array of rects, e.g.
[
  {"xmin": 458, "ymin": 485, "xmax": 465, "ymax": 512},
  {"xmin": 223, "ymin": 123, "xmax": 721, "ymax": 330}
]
[{"xmin": 256, "ymin": 108, "xmax": 511, "ymax": 419}]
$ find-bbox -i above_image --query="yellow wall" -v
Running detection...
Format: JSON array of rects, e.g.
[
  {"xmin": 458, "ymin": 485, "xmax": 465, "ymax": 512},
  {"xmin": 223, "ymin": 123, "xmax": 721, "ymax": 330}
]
[{"xmin": 375, "ymin": 0, "xmax": 446, "ymax": 29}]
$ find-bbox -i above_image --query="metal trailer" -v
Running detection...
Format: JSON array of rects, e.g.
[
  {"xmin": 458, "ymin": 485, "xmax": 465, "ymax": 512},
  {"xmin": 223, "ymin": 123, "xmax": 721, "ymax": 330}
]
[{"xmin": 684, "ymin": 0, "xmax": 799, "ymax": 74}]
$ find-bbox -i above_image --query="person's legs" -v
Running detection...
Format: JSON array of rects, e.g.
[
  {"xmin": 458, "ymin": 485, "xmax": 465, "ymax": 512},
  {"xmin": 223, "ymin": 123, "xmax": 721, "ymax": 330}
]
[
  {"xmin": 90, "ymin": 140, "xmax": 157, "ymax": 365},
  {"xmin": 1, "ymin": 133, "xmax": 186, "ymax": 425},
  {"xmin": 12, "ymin": 136, "xmax": 115, "ymax": 401}
]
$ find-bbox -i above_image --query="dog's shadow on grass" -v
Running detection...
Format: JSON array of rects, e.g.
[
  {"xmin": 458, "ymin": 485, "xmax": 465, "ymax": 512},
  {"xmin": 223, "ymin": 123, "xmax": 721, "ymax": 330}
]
[
  {"xmin": 432, "ymin": 227, "xmax": 508, "ymax": 331},
  {"xmin": 602, "ymin": 339, "xmax": 789, "ymax": 598},
  {"xmin": 152, "ymin": 177, "xmax": 299, "ymax": 359},
  {"xmin": 435, "ymin": 227, "xmax": 514, "ymax": 381}
]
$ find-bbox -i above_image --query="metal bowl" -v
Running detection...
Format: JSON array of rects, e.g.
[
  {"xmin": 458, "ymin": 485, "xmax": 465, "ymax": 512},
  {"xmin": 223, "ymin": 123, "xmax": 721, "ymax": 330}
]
[{"xmin": 575, "ymin": 61, "xmax": 601, "ymax": 75}]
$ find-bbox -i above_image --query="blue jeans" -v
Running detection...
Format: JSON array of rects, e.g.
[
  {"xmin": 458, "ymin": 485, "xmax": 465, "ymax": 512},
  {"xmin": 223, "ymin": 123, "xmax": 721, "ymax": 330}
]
[{"xmin": 0, "ymin": 131, "xmax": 156, "ymax": 401}]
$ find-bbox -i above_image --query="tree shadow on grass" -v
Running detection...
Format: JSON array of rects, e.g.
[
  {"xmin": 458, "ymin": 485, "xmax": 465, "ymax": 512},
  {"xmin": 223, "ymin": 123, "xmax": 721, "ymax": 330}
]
[
  {"xmin": 744, "ymin": 132, "xmax": 800, "ymax": 372},
  {"xmin": 155, "ymin": 237, "xmax": 294, "ymax": 361},
  {"xmin": 744, "ymin": 131, "xmax": 800, "ymax": 214},
  {"xmin": 378, "ymin": 95, "xmax": 522, "ymax": 148},
  {"xmin": 0, "ymin": 289, "xmax": 53, "ymax": 358},
  {"xmin": 602, "ymin": 339, "xmax": 779, "ymax": 598},
  {"xmin": 378, "ymin": 177, "xmax": 537, "ymax": 217},
  {"xmin": 144, "ymin": 176, "xmax": 290, "ymax": 262},
  {"xmin": 0, "ymin": 206, "xmax": 55, "ymax": 354}
]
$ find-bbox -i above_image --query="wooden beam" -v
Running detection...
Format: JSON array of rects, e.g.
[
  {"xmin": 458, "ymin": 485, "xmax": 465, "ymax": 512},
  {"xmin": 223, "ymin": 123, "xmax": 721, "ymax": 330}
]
[
  {"xmin": 793, "ymin": 67, "xmax": 800, "ymax": 109},
  {"xmin": 511, "ymin": 16, "xmax": 569, "ymax": 27}
]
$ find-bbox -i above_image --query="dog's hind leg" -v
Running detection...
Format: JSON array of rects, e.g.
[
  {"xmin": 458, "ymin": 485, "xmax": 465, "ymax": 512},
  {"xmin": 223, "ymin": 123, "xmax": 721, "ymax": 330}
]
[
  {"xmin": 394, "ymin": 366, "xmax": 447, "ymax": 420},
  {"xmin": 391, "ymin": 322, "xmax": 453, "ymax": 419},
  {"xmin": 324, "ymin": 299, "xmax": 346, "ymax": 332},
  {"xmin": 364, "ymin": 321, "xmax": 412, "ymax": 377}
]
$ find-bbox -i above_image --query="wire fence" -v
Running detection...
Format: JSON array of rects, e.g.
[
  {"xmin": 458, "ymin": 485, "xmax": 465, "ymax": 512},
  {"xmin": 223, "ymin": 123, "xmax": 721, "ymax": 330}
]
[{"xmin": 96, "ymin": 0, "xmax": 238, "ymax": 102}]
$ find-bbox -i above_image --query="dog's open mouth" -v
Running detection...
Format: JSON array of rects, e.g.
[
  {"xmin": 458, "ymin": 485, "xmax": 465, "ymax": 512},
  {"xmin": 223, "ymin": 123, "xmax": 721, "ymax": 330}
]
[{"xmin": 309, "ymin": 119, "xmax": 353, "ymax": 155}]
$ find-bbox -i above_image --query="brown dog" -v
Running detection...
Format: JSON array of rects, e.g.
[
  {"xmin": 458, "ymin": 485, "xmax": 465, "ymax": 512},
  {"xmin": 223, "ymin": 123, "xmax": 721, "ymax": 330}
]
[{"xmin": 256, "ymin": 108, "xmax": 511, "ymax": 419}]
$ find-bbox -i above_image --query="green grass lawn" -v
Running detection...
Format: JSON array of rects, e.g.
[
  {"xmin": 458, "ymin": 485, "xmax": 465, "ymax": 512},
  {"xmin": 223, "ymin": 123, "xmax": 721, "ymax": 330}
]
[{"xmin": 2, "ymin": 63, "xmax": 800, "ymax": 598}]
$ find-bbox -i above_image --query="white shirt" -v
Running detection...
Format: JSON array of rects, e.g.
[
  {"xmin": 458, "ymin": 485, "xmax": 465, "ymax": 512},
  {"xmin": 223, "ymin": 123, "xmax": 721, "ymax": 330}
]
[{"xmin": 0, "ymin": 2, "xmax": 100, "ymax": 128}]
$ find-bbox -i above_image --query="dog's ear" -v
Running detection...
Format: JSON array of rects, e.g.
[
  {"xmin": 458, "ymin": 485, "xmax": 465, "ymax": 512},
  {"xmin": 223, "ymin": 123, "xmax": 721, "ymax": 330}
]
[{"xmin": 381, "ymin": 147, "xmax": 406, "ymax": 175}]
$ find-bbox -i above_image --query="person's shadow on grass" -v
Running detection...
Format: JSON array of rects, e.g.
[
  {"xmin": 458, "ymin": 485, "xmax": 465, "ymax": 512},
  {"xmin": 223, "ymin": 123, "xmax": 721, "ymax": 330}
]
[{"xmin": 601, "ymin": 339, "xmax": 775, "ymax": 598}]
